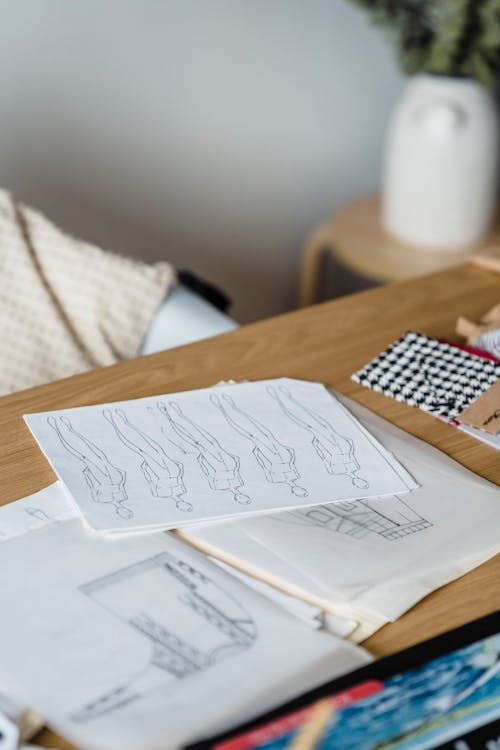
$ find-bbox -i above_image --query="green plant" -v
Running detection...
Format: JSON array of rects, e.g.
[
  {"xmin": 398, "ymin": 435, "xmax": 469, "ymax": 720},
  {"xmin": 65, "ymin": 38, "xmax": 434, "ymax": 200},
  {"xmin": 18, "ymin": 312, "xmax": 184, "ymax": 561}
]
[{"xmin": 350, "ymin": 0, "xmax": 500, "ymax": 86}]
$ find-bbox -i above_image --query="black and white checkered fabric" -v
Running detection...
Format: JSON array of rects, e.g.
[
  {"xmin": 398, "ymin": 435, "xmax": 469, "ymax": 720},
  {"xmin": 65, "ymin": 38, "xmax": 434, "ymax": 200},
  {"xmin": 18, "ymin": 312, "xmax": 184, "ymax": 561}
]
[{"xmin": 352, "ymin": 331, "xmax": 500, "ymax": 419}]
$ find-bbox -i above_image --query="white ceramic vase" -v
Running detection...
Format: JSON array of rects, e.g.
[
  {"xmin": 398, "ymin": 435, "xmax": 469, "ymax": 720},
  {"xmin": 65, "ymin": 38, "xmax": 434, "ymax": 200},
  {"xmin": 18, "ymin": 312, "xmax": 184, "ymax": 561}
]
[{"xmin": 382, "ymin": 74, "xmax": 499, "ymax": 250}]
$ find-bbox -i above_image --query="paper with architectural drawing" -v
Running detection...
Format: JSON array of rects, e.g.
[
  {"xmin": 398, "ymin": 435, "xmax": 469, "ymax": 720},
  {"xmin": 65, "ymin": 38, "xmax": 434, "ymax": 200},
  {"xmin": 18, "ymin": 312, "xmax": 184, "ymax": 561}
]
[
  {"xmin": 23, "ymin": 378, "xmax": 416, "ymax": 534},
  {"xmin": 186, "ymin": 395, "xmax": 500, "ymax": 637},
  {"xmin": 0, "ymin": 484, "xmax": 370, "ymax": 750}
]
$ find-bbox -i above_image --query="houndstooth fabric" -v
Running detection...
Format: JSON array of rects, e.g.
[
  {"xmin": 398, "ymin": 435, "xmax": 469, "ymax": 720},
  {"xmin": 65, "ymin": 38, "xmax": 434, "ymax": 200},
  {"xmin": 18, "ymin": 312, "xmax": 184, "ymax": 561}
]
[
  {"xmin": 352, "ymin": 331, "xmax": 500, "ymax": 419},
  {"xmin": 0, "ymin": 190, "xmax": 176, "ymax": 395}
]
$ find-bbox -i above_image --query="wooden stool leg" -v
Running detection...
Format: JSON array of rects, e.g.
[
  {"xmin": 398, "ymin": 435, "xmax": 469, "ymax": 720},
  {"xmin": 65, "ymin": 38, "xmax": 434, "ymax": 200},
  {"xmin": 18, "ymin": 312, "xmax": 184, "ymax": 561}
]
[{"xmin": 298, "ymin": 226, "xmax": 333, "ymax": 307}]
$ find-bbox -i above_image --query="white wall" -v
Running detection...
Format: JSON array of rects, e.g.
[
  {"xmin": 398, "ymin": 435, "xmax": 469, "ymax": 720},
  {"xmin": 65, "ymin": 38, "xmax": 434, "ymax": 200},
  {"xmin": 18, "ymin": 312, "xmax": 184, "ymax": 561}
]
[{"xmin": 0, "ymin": 0, "xmax": 403, "ymax": 322}]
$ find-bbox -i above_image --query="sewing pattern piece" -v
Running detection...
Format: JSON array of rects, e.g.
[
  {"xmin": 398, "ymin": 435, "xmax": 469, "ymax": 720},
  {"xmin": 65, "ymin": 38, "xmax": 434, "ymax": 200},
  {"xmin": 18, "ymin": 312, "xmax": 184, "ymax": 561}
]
[
  {"xmin": 352, "ymin": 332, "xmax": 500, "ymax": 419},
  {"xmin": 47, "ymin": 416, "xmax": 133, "ymax": 519},
  {"xmin": 281, "ymin": 495, "xmax": 432, "ymax": 541},
  {"xmin": 210, "ymin": 393, "xmax": 308, "ymax": 497},
  {"xmin": 70, "ymin": 550, "xmax": 257, "ymax": 722},
  {"xmin": 157, "ymin": 401, "xmax": 251, "ymax": 505},
  {"xmin": 103, "ymin": 409, "xmax": 192, "ymax": 513},
  {"xmin": 267, "ymin": 386, "xmax": 369, "ymax": 489}
]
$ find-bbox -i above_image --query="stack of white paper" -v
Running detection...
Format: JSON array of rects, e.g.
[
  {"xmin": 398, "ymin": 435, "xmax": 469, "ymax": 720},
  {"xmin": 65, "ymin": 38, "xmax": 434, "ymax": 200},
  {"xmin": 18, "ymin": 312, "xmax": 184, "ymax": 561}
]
[
  {"xmin": 0, "ymin": 483, "xmax": 370, "ymax": 750},
  {"xmin": 184, "ymin": 395, "xmax": 500, "ymax": 642},
  {"xmin": 210, "ymin": 558, "xmax": 326, "ymax": 631},
  {"xmin": 23, "ymin": 378, "xmax": 416, "ymax": 535}
]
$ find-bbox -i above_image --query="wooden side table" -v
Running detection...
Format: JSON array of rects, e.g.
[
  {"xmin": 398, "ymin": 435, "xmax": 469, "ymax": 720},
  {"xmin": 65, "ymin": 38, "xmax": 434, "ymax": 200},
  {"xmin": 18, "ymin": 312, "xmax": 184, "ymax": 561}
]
[{"xmin": 299, "ymin": 195, "xmax": 500, "ymax": 307}]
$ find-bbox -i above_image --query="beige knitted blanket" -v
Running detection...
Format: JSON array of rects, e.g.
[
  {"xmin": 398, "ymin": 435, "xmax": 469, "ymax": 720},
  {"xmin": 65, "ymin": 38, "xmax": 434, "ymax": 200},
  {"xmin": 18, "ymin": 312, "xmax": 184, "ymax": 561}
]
[{"xmin": 0, "ymin": 190, "xmax": 175, "ymax": 395}]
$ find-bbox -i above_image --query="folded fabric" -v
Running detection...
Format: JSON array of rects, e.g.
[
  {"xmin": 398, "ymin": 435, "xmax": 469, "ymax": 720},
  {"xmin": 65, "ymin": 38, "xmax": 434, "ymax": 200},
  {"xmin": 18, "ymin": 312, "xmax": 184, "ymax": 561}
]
[
  {"xmin": 352, "ymin": 331, "xmax": 500, "ymax": 419},
  {"xmin": 0, "ymin": 190, "xmax": 175, "ymax": 395}
]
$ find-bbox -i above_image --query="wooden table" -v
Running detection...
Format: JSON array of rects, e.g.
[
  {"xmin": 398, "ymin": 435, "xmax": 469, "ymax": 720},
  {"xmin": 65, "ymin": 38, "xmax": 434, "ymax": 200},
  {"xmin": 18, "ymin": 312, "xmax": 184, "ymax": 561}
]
[
  {"xmin": 299, "ymin": 195, "xmax": 500, "ymax": 306},
  {"xmin": 1, "ymin": 263, "xmax": 499, "ymax": 749}
]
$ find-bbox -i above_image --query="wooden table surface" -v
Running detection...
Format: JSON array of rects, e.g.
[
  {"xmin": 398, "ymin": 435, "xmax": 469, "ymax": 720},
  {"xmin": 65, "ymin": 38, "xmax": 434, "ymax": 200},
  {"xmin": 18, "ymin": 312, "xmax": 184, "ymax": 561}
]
[{"xmin": 1, "ymin": 263, "xmax": 499, "ymax": 749}]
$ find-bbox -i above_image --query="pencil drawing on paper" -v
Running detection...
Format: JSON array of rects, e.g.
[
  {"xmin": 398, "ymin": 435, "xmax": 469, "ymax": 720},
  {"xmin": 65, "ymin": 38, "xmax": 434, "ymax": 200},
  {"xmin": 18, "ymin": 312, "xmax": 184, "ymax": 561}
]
[
  {"xmin": 103, "ymin": 409, "xmax": 192, "ymax": 512},
  {"xmin": 70, "ymin": 550, "xmax": 257, "ymax": 722},
  {"xmin": 157, "ymin": 401, "xmax": 252, "ymax": 505},
  {"xmin": 280, "ymin": 495, "xmax": 432, "ymax": 541},
  {"xmin": 25, "ymin": 507, "xmax": 51, "ymax": 522},
  {"xmin": 145, "ymin": 405, "xmax": 189, "ymax": 458},
  {"xmin": 267, "ymin": 385, "xmax": 369, "ymax": 489},
  {"xmin": 210, "ymin": 393, "xmax": 308, "ymax": 497},
  {"xmin": 47, "ymin": 416, "xmax": 133, "ymax": 519}
]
